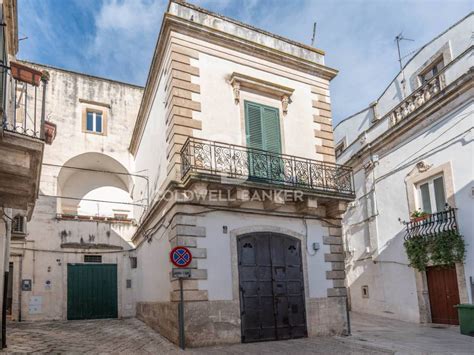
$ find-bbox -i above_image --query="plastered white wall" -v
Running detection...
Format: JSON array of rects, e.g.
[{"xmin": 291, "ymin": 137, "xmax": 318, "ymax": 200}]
[
  {"xmin": 344, "ymin": 99, "xmax": 473, "ymax": 321},
  {"xmin": 195, "ymin": 211, "xmax": 332, "ymax": 301}
]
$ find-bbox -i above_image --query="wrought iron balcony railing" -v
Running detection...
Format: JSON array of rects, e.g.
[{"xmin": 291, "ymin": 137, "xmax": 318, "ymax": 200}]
[
  {"xmin": 404, "ymin": 207, "xmax": 458, "ymax": 240},
  {"xmin": 1, "ymin": 65, "xmax": 48, "ymax": 140},
  {"xmin": 180, "ymin": 137, "xmax": 355, "ymax": 196}
]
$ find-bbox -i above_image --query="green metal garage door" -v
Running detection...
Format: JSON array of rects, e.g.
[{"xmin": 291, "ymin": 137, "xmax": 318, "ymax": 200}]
[{"xmin": 67, "ymin": 264, "xmax": 118, "ymax": 320}]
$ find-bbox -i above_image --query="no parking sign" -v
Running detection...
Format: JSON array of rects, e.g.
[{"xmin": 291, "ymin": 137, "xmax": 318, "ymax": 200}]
[
  {"xmin": 170, "ymin": 246, "xmax": 192, "ymax": 350},
  {"xmin": 170, "ymin": 246, "xmax": 192, "ymax": 267}
]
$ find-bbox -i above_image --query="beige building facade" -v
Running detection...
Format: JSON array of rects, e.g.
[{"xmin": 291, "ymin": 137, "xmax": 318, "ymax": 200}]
[
  {"xmin": 131, "ymin": 1, "xmax": 354, "ymax": 347},
  {"xmin": 334, "ymin": 13, "xmax": 473, "ymax": 325},
  {"xmin": 7, "ymin": 63, "xmax": 143, "ymax": 322}
]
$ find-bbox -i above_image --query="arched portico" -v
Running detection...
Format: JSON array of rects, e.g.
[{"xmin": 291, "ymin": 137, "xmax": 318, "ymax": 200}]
[{"xmin": 56, "ymin": 152, "xmax": 133, "ymax": 218}]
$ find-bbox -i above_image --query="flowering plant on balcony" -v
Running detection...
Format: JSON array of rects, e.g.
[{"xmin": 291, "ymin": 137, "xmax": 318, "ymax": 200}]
[{"xmin": 410, "ymin": 209, "xmax": 429, "ymax": 222}]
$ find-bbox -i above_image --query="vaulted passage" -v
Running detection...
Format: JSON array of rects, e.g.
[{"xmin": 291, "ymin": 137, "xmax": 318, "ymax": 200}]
[{"xmin": 237, "ymin": 232, "xmax": 307, "ymax": 343}]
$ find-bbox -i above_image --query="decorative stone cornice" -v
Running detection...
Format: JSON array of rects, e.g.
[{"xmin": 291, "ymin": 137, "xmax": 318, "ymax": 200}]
[{"xmin": 229, "ymin": 72, "xmax": 294, "ymax": 115}]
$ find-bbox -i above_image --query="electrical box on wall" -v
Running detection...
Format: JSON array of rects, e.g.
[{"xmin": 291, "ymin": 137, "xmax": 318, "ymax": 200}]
[{"xmin": 312, "ymin": 242, "xmax": 320, "ymax": 251}]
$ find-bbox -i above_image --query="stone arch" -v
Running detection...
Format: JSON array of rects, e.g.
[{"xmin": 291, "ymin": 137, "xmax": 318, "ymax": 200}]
[{"xmin": 57, "ymin": 152, "xmax": 133, "ymax": 218}]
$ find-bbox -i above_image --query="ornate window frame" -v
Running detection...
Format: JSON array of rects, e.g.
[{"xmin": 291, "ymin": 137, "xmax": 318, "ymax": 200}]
[{"xmin": 229, "ymin": 72, "xmax": 294, "ymax": 115}]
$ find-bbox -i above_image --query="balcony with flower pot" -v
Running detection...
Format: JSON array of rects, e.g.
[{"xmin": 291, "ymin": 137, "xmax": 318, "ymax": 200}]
[{"xmin": 0, "ymin": 62, "xmax": 52, "ymax": 218}]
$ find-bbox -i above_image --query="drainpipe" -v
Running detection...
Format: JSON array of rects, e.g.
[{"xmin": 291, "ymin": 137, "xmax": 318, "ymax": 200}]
[
  {"xmin": 17, "ymin": 255, "xmax": 22, "ymax": 322},
  {"xmin": 1, "ymin": 212, "xmax": 11, "ymax": 349}
]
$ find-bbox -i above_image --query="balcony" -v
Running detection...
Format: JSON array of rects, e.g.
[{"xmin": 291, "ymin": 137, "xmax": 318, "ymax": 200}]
[
  {"xmin": 1, "ymin": 62, "xmax": 49, "ymax": 140},
  {"xmin": 180, "ymin": 137, "xmax": 355, "ymax": 198},
  {"xmin": 0, "ymin": 62, "xmax": 49, "ymax": 217},
  {"xmin": 404, "ymin": 207, "xmax": 458, "ymax": 239}
]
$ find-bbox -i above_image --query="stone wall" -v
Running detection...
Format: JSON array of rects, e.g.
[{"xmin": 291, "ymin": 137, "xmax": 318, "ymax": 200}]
[{"xmin": 137, "ymin": 296, "xmax": 348, "ymax": 347}]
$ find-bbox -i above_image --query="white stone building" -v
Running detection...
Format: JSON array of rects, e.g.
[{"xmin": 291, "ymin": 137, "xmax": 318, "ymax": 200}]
[
  {"xmin": 131, "ymin": 1, "xmax": 354, "ymax": 346},
  {"xmin": 7, "ymin": 62, "xmax": 143, "ymax": 322},
  {"xmin": 0, "ymin": 0, "xmax": 48, "ymax": 347},
  {"xmin": 334, "ymin": 13, "xmax": 473, "ymax": 325}
]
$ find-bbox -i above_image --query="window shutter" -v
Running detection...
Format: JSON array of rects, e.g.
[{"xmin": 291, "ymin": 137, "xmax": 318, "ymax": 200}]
[
  {"xmin": 433, "ymin": 176, "xmax": 446, "ymax": 212},
  {"xmin": 262, "ymin": 106, "xmax": 281, "ymax": 153},
  {"xmin": 245, "ymin": 101, "xmax": 281, "ymax": 153},
  {"xmin": 420, "ymin": 183, "xmax": 432, "ymax": 213},
  {"xmin": 245, "ymin": 102, "xmax": 263, "ymax": 150}
]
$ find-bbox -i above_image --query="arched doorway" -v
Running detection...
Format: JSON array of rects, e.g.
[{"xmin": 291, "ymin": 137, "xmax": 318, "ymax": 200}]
[{"xmin": 237, "ymin": 232, "xmax": 307, "ymax": 343}]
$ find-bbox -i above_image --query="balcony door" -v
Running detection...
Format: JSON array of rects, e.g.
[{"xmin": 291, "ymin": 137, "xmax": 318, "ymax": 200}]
[{"xmin": 244, "ymin": 101, "xmax": 282, "ymax": 181}]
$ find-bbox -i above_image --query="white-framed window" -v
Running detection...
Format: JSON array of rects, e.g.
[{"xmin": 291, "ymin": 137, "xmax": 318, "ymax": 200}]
[
  {"xmin": 85, "ymin": 110, "xmax": 103, "ymax": 134},
  {"xmin": 416, "ymin": 175, "xmax": 446, "ymax": 213}
]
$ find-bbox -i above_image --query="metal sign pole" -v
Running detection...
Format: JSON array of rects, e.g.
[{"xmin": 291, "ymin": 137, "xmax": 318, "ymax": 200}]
[
  {"xmin": 170, "ymin": 246, "xmax": 192, "ymax": 350},
  {"xmin": 178, "ymin": 277, "xmax": 185, "ymax": 350}
]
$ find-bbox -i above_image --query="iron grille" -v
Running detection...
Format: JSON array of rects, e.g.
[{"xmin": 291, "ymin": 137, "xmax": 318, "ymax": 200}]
[
  {"xmin": 180, "ymin": 137, "xmax": 355, "ymax": 196},
  {"xmin": 84, "ymin": 255, "xmax": 102, "ymax": 263},
  {"xmin": 404, "ymin": 207, "xmax": 458, "ymax": 240}
]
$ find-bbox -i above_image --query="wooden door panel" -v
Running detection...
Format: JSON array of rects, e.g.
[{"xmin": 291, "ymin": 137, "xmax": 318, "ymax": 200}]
[
  {"xmin": 238, "ymin": 233, "xmax": 307, "ymax": 343},
  {"xmin": 426, "ymin": 265, "xmax": 460, "ymax": 325}
]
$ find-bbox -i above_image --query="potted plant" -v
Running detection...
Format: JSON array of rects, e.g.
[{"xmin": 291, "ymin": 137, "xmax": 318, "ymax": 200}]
[
  {"xmin": 410, "ymin": 209, "xmax": 430, "ymax": 223},
  {"xmin": 10, "ymin": 61, "xmax": 43, "ymax": 86}
]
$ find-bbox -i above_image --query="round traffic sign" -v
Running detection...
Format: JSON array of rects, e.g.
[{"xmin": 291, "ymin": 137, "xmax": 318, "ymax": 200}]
[{"xmin": 170, "ymin": 246, "xmax": 192, "ymax": 267}]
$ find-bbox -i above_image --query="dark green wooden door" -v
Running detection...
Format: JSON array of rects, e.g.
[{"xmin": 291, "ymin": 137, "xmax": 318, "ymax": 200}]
[{"xmin": 67, "ymin": 264, "xmax": 118, "ymax": 320}]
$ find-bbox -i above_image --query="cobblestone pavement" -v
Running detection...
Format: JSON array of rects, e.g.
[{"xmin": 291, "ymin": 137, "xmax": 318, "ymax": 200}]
[
  {"xmin": 349, "ymin": 312, "xmax": 474, "ymax": 355},
  {"xmin": 2, "ymin": 317, "xmax": 390, "ymax": 354},
  {"xmin": 3, "ymin": 313, "xmax": 473, "ymax": 354},
  {"xmin": 3, "ymin": 318, "xmax": 178, "ymax": 354}
]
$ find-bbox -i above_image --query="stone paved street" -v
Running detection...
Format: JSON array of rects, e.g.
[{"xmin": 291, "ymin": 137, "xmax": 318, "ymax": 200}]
[
  {"xmin": 2, "ymin": 312, "xmax": 473, "ymax": 354},
  {"xmin": 2, "ymin": 318, "xmax": 178, "ymax": 354},
  {"xmin": 349, "ymin": 312, "xmax": 474, "ymax": 355}
]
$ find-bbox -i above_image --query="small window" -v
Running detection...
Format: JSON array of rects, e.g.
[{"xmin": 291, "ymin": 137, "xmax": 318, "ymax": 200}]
[
  {"xmin": 130, "ymin": 256, "xmax": 137, "ymax": 269},
  {"xmin": 85, "ymin": 110, "xmax": 103, "ymax": 134},
  {"xmin": 362, "ymin": 285, "xmax": 369, "ymax": 298},
  {"xmin": 417, "ymin": 175, "xmax": 446, "ymax": 213},
  {"xmin": 419, "ymin": 58, "xmax": 444, "ymax": 85},
  {"xmin": 84, "ymin": 255, "xmax": 102, "ymax": 263},
  {"xmin": 12, "ymin": 215, "xmax": 26, "ymax": 234},
  {"xmin": 335, "ymin": 140, "xmax": 346, "ymax": 159},
  {"xmin": 126, "ymin": 279, "xmax": 132, "ymax": 289}
]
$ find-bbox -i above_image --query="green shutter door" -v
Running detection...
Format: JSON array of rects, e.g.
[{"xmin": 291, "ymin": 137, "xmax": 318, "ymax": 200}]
[
  {"xmin": 245, "ymin": 101, "xmax": 281, "ymax": 153},
  {"xmin": 245, "ymin": 101, "xmax": 282, "ymax": 180},
  {"xmin": 67, "ymin": 264, "xmax": 118, "ymax": 320},
  {"xmin": 262, "ymin": 106, "xmax": 282, "ymax": 154}
]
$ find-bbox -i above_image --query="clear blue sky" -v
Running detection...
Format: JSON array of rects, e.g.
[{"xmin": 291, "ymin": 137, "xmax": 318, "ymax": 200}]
[{"xmin": 18, "ymin": 0, "xmax": 472, "ymax": 124}]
